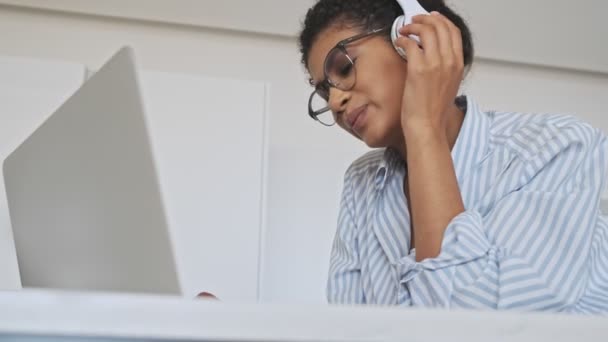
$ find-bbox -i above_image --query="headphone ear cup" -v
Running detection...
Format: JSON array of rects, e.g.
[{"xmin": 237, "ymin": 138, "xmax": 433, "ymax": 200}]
[{"xmin": 391, "ymin": 15, "xmax": 408, "ymax": 59}]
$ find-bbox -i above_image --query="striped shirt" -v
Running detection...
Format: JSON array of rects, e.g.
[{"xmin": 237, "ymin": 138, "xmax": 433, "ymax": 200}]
[{"xmin": 327, "ymin": 96, "xmax": 608, "ymax": 313}]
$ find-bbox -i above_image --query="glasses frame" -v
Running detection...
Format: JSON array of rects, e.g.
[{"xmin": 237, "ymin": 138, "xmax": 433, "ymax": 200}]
[{"xmin": 308, "ymin": 27, "xmax": 390, "ymax": 126}]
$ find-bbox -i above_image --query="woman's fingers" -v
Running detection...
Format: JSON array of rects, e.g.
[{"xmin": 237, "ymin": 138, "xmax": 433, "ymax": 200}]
[
  {"xmin": 400, "ymin": 13, "xmax": 463, "ymax": 74},
  {"xmin": 428, "ymin": 12, "xmax": 456, "ymax": 66},
  {"xmin": 406, "ymin": 13, "xmax": 455, "ymax": 63},
  {"xmin": 400, "ymin": 21, "xmax": 439, "ymax": 62},
  {"xmin": 434, "ymin": 12, "xmax": 465, "ymax": 67},
  {"xmin": 393, "ymin": 34, "xmax": 424, "ymax": 62}
]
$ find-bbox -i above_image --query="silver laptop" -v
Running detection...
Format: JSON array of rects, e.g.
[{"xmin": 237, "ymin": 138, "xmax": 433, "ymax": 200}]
[{"xmin": 2, "ymin": 47, "xmax": 181, "ymax": 295}]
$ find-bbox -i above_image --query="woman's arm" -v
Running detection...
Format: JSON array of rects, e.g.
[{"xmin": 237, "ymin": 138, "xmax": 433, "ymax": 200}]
[
  {"xmin": 404, "ymin": 125, "xmax": 464, "ymax": 261},
  {"xmin": 393, "ymin": 12, "xmax": 467, "ymax": 261},
  {"xmin": 393, "ymin": 124, "xmax": 608, "ymax": 311}
]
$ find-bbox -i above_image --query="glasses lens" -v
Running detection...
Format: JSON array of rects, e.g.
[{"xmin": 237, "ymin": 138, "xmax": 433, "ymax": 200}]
[
  {"xmin": 316, "ymin": 110, "xmax": 335, "ymax": 126},
  {"xmin": 309, "ymin": 90, "xmax": 334, "ymax": 125},
  {"xmin": 325, "ymin": 48, "xmax": 355, "ymax": 91}
]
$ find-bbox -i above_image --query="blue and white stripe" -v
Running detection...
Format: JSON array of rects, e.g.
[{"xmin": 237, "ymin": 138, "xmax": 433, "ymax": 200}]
[{"xmin": 327, "ymin": 96, "xmax": 608, "ymax": 313}]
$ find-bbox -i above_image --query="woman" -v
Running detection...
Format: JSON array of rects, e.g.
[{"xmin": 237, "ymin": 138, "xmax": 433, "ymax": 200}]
[{"xmin": 299, "ymin": 0, "xmax": 608, "ymax": 313}]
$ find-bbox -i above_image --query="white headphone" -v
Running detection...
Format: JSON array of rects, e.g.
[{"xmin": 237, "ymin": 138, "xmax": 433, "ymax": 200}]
[{"xmin": 390, "ymin": 0, "xmax": 430, "ymax": 59}]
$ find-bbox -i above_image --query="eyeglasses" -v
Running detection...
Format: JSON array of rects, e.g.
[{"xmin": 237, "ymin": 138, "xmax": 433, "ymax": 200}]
[{"xmin": 308, "ymin": 27, "xmax": 390, "ymax": 126}]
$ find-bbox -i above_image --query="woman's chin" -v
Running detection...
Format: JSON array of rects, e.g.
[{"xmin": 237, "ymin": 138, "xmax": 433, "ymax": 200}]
[
  {"xmin": 350, "ymin": 124, "xmax": 390, "ymax": 149},
  {"xmin": 361, "ymin": 134, "xmax": 387, "ymax": 149}
]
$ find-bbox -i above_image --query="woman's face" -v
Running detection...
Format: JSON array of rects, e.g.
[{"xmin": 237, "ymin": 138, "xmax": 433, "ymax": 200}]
[{"xmin": 307, "ymin": 25, "xmax": 408, "ymax": 148}]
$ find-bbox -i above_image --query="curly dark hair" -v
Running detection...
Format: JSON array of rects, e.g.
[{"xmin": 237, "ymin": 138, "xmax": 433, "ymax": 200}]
[{"xmin": 298, "ymin": 0, "xmax": 474, "ymax": 70}]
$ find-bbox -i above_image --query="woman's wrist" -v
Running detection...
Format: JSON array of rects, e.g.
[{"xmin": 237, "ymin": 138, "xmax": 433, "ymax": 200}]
[{"xmin": 402, "ymin": 119, "xmax": 448, "ymax": 151}]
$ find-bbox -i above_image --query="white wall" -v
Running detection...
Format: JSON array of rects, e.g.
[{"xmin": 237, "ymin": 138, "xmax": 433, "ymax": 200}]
[
  {"xmin": 0, "ymin": 56, "xmax": 85, "ymax": 291},
  {"xmin": 2, "ymin": 0, "xmax": 607, "ymax": 74},
  {"xmin": 0, "ymin": 2, "xmax": 606, "ymax": 303},
  {"xmin": 464, "ymin": 60, "xmax": 608, "ymax": 133}
]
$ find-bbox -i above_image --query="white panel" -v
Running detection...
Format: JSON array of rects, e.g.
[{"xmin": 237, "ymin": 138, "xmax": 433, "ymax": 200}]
[
  {"xmin": 261, "ymin": 95, "xmax": 368, "ymax": 303},
  {"xmin": 262, "ymin": 147, "xmax": 366, "ymax": 303},
  {"xmin": 0, "ymin": 56, "xmax": 85, "ymax": 290},
  {"xmin": 140, "ymin": 71, "xmax": 266, "ymax": 302}
]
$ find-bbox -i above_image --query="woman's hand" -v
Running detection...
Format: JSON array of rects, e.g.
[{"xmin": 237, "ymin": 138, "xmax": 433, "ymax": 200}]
[{"xmin": 394, "ymin": 11, "xmax": 464, "ymax": 134}]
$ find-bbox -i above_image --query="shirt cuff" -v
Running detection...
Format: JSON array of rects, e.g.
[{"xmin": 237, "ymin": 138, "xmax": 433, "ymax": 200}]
[{"xmin": 393, "ymin": 210, "xmax": 493, "ymax": 283}]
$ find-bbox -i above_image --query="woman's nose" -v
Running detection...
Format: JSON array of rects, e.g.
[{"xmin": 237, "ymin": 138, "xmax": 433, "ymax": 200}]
[{"xmin": 328, "ymin": 87, "xmax": 350, "ymax": 113}]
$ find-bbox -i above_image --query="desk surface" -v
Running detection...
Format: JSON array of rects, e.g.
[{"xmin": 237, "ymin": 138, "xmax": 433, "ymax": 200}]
[{"xmin": 0, "ymin": 290, "xmax": 606, "ymax": 342}]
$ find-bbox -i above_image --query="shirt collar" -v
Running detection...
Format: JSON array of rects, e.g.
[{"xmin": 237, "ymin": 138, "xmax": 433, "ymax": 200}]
[
  {"xmin": 374, "ymin": 96, "xmax": 490, "ymax": 190},
  {"xmin": 374, "ymin": 147, "xmax": 405, "ymax": 191},
  {"xmin": 450, "ymin": 96, "xmax": 491, "ymax": 185}
]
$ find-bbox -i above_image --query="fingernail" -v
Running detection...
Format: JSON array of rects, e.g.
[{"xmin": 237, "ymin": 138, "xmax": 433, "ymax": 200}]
[{"xmin": 431, "ymin": 11, "xmax": 440, "ymax": 16}]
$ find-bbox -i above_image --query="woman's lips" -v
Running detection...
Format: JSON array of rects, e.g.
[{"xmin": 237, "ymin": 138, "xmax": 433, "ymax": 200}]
[{"xmin": 347, "ymin": 105, "xmax": 368, "ymax": 134}]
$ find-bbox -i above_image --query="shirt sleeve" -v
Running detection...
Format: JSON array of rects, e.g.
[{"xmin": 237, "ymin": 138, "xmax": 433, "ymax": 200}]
[
  {"xmin": 394, "ymin": 129, "xmax": 608, "ymax": 312},
  {"xmin": 327, "ymin": 168, "xmax": 365, "ymax": 304},
  {"xmin": 568, "ymin": 215, "xmax": 608, "ymax": 313}
]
